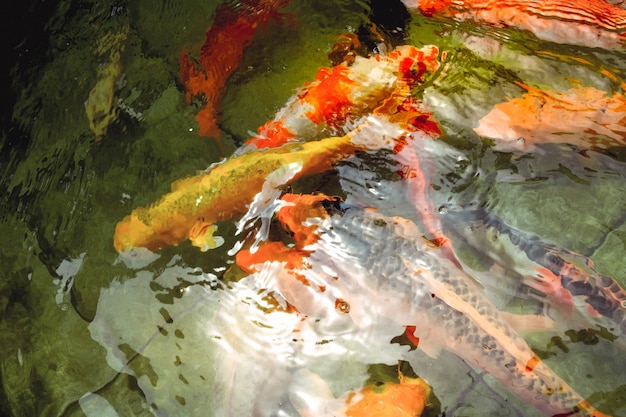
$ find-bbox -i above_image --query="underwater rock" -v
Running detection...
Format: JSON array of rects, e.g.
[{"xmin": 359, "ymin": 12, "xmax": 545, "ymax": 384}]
[{"xmin": 89, "ymin": 263, "xmax": 415, "ymax": 417}]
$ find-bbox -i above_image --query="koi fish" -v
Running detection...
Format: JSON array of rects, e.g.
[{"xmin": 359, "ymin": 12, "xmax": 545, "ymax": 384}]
[
  {"xmin": 113, "ymin": 115, "xmax": 404, "ymax": 253},
  {"xmin": 248, "ymin": 193, "xmax": 611, "ymax": 417},
  {"xmin": 242, "ymin": 44, "xmax": 440, "ymax": 151},
  {"xmin": 343, "ymin": 370, "xmax": 430, "ymax": 417},
  {"xmin": 474, "ymin": 84, "xmax": 626, "ymax": 152},
  {"xmin": 447, "ymin": 207, "xmax": 626, "ymax": 345},
  {"xmin": 401, "ymin": 0, "xmax": 626, "ymax": 49},
  {"xmin": 179, "ymin": 0, "xmax": 290, "ymax": 139},
  {"xmin": 86, "ymin": 26, "xmax": 129, "ymax": 140},
  {"xmin": 115, "ymin": 43, "xmax": 443, "ymax": 253},
  {"xmin": 288, "ymin": 366, "xmax": 431, "ymax": 417}
]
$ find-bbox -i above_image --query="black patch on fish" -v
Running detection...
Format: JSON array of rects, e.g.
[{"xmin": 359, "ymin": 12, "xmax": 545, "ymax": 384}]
[{"xmin": 321, "ymin": 196, "xmax": 347, "ymax": 215}]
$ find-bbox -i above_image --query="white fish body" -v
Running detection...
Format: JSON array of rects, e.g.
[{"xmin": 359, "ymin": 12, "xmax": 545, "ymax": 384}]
[{"xmin": 293, "ymin": 205, "xmax": 608, "ymax": 417}]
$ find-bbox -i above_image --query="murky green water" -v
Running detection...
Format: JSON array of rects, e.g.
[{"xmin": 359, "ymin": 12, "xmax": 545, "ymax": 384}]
[{"xmin": 2, "ymin": 1, "xmax": 626, "ymax": 416}]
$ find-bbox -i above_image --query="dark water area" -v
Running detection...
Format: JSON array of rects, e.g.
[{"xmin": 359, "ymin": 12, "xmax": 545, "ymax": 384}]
[
  {"xmin": 2, "ymin": 1, "xmax": 626, "ymax": 416},
  {"xmin": 2, "ymin": 1, "xmax": 56, "ymax": 161}
]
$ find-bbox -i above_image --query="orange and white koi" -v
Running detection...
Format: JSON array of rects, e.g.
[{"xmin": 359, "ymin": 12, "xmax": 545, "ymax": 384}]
[
  {"xmin": 474, "ymin": 83, "xmax": 626, "ymax": 152},
  {"xmin": 245, "ymin": 193, "xmax": 611, "ymax": 417},
  {"xmin": 241, "ymin": 44, "xmax": 440, "ymax": 151},
  {"xmin": 114, "ymin": 44, "xmax": 442, "ymax": 253},
  {"xmin": 179, "ymin": 0, "xmax": 291, "ymax": 140},
  {"xmin": 401, "ymin": 0, "xmax": 626, "ymax": 49}
]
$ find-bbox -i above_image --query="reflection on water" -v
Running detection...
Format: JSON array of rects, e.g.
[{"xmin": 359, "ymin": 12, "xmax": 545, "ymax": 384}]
[{"xmin": 2, "ymin": 0, "xmax": 626, "ymax": 416}]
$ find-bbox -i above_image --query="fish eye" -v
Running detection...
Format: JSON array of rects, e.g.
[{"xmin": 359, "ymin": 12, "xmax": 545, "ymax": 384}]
[{"xmin": 335, "ymin": 298, "xmax": 350, "ymax": 314}]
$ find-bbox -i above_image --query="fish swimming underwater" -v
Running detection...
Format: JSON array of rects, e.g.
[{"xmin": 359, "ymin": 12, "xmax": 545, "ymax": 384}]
[
  {"xmin": 113, "ymin": 114, "xmax": 405, "ymax": 252},
  {"xmin": 115, "ymin": 43, "xmax": 442, "ymax": 253},
  {"xmin": 444, "ymin": 207, "xmax": 626, "ymax": 347},
  {"xmin": 400, "ymin": 0, "xmax": 626, "ymax": 49},
  {"xmin": 242, "ymin": 44, "xmax": 440, "ymax": 151},
  {"xmin": 474, "ymin": 83, "xmax": 626, "ymax": 152},
  {"xmin": 179, "ymin": 0, "xmax": 291, "ymax": 139},
  {"xmin": 241, "ymin": 193, "xmax": 612, "ymax": 417}
]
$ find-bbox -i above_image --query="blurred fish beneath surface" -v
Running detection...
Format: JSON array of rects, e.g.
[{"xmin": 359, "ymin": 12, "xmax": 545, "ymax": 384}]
[{"xmin": 2, "ymin": 0, "xmax": 626, "ymax": 416}]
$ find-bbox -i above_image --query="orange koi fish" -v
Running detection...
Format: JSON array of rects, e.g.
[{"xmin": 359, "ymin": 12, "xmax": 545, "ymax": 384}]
[
  {"xmin": 343, "ymin": 371, "xmax": 430, "ymax": 417},
  {"xmin": 242, "ymin": 44, "xmax": 440, "ymax": 151},
  {"xmin": 474, "ymin": 83, "xmax": 626, "ymax": 152},
  {"xmin": 251, "ymin": 193, "xmax": 611, "ymax": 417},
  {"xmin": 287, "ymin": 366, "xmax": 431, "ymax": 417},
  {"xmin": 179, "ymin": 0, "xmax": 290, "ymax": 139},
  {"xmin": 401, "ymin": 0, "xmax": 626, "ymax": 48}
]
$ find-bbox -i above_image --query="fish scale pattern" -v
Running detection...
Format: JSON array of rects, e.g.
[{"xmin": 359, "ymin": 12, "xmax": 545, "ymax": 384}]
[
  {"xmin": 473, "ymin": 209, "xmax": 626, "ymax": 338},
  {"xmin": 303, "ymin": 204, "xmax": 602, "ymax": 416}
]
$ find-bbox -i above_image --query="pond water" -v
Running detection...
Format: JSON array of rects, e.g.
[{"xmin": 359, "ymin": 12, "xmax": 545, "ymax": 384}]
[{"xmin": 2, "ymin": 0, "xmax": 626, "ymax": 416}]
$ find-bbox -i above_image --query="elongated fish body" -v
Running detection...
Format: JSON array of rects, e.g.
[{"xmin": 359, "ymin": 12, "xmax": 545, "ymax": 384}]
[
  {"xmin": 113, "ymin": 115, "xmax": 405, "ymax": 252},
  {"xmin": 401, "ymin": 0, "xmax": 626, "ymax": 49},
  {"xmin": 474, "ymin": 85, "xmax": 626, "ymax": 152},
  {"xmin": 242, "ymin": 44, "xmax": 440, "ymax": 151},
  {"xmin": 113, "ymin": 135, "xmax": 352, "ymax": 252},
  {"xmin": 449, "ymin": 208, "xmax": 626, "ymax": 344},
  {"xmin": 179, "ymin": 0, "xmax": 291, "ymax": 139},
  {"xmin": 278, "ymin": 196, "xmax": 609, "ymax": 416}
]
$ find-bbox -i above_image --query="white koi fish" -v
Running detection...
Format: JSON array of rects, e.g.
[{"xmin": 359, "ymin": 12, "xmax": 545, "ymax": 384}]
[{"xmin": 264, "ymin": 194, "xmax": 611, "ymax": 417}]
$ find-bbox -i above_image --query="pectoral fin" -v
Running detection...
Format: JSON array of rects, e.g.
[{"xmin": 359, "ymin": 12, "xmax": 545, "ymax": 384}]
[{"xmin": 189, "ymin": 222, "xmax": 224, "ymax": 251}]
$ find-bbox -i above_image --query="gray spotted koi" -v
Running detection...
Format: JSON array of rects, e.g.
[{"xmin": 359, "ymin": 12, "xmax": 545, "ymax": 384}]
[
  {"xmin": 264, "ymin": 194, "xmax": 611, "ymax": 417},
  {"xmin": 449, "ymin": 208, "xmax": 626, "ymax": 345}
]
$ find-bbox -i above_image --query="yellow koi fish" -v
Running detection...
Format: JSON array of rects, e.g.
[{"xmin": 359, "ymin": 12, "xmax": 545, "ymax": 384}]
[{"xmin": 113, "ymin": 115, "xmax": 403, "ymax": 252}]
